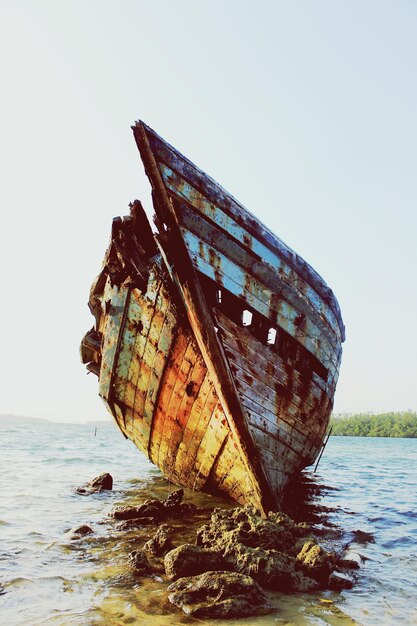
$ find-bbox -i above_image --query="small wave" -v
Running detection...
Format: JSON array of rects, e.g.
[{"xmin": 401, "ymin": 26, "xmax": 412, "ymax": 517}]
[
  {"xmin": 382, "ymin": 536, "xmax": 414, "ymax": 548},
  {"xmin": 5, "ymin": 577, "xmax": 36, "ymax": 587},
  {"xmin": 401, "ymin": 510, "xmax": 417, "ymax": 520}
]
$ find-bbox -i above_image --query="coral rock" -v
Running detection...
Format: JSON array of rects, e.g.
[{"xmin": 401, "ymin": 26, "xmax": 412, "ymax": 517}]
[
  {"xmin": 296, "ymin": 541, "xmax": 335, "ymax": 584},
  {"xmin": 127, "ymin": 550, "xmax": 154, "ymax": 576},
  {"xmin": 164, "ymin": 544, "xmax": 228, "ymax": 580},
  {"xmin": 144, "ymin": 525, "xmax": 174, "ymax": 557},
  {"xmin": 168, "ymin": 571, "xmax": 274, "ymax": 618}
]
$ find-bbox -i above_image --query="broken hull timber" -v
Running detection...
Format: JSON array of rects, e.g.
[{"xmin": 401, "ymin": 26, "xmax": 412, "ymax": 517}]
[{"xmin": 81, "ymin": 122, "xmax": 345, "ymax": 514}]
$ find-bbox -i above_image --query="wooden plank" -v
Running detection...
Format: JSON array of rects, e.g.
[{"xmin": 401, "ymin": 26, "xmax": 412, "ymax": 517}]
[
  {"xmin": 141, "ymin": 124, "xmax": 345, "ymax": 340},
  {"xmin": 214, "ymin": 308, "xmax": 333, "ymax": 396},
  {"xmin": 126, "ymin": 277, "xmax": 162, "ymax": 402},
  {"xmin": 183, "ymin": 231, "xmax": 339, "ymax": 375},
  {"xmin": 249, "ymin": 423, "xmax": 301, "ymax": 470},
  {"xmin": 226, "ymin": 349, "xmax": 329, "ymax": 430},
  {"xmin": 157, "ymin": 341, "xmax": 193, "ymax": 469},
  {"xmin": 98, "ymin": 279, "xmax": 130, "ymax": 401},
  {"xmin": 157, "ymin": 337, "xmax": 194, "ymax": 470},
  {"xmin": 181, "ymin": 223, "xmax": 340, "ymax": 357},
  {"xmin": 127, "ymin": 405, "xmax": 150, "ymax": 453},
  {"xmin": 148, "ymin": 331, "xmax": 191, "ymax": 465},
  {"xmin": 208, "ymin": 443, "xmax": 239, "ymax": 491},
  {"xmin": 113, "ymin": 287, "xmax": 145, "ymax": 406},
  {"xmin": 192, "ymin": 405, "xmax": 229, "ymax": 487},
  {"xmin": 235, "ymin": 367, "xmax": 327, "ymax": 445},
  {"xmin": 143, "ymin": 308, "xmax": 177, "ymax": 455},
  {"xmin": 160, "ymin": 340, "xmax": 208, "ymax": 476},
  {"xmin": 174, "ymin": 375, "xmax": 218, "ymax": 483},
  {"xmin": 241, "ymin": 391, "xmax": 325, "ymax": 453},
  {"xmin": 244, "ymin": 399, "xmax": 323, "ymax": 458},
  {"xmin": 128, "ymin": 305, "xmax": 177, "ymax": 452},
  {"xmin": 241, "ymin": 394, "xmax": 319, "ymax": 455},
  {"xmin": 218, "ymin": 318, "xmax": 330, "ymax": 414},
  {"xmin": 174, "ymin": 195, "xmax": 341, "ymax": 345},
  {"xmin": 128, "ymin": 280, "xmax": 170, "ymax": 423}
]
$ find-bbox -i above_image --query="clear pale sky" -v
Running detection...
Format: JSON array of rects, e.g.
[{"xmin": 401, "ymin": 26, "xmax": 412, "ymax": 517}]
[{"xmin": 1, "ymin": 1, "xmax": 416, "ymax": 422}]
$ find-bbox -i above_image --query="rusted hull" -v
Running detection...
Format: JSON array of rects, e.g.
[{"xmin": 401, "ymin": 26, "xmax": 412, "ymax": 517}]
[{"xmin": 81, "ymin": 123, "xmax": 345, "ymax": 513}]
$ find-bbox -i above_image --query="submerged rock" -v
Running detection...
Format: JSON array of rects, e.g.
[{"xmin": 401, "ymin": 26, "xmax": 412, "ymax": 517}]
[
  {"xmin": 296, "ymin": 541, "xmax": 335, "ymax": 584},
  {"xmin": 66, "ymin": 524, "xmax": 94, "ymax": 540},
  {"xmin": 337, "ymin": 550, "xmax": 362, "ymax": 570},
  {"xmin": 116, "ymin": 516, "xmax": 160, "ymax": 530},
  {"xmin": 111, "ymin": 490, "xmax": 199, "ymax": 528},
  {"xmin": 352, "ymin": 529, "xmax": 375, "ymax": 545},
  {"xmin": 112, "ymin": 499, "xmax": 164, "ymax": 521},
  {"xmin": 167, "ymin": 571, "xmax": 274, "ymax": 618},
  {"xmin": 144, "ymin": 525, "xmax": 174, "ymax": 557},
  {"xmin": 164, "ymin": 544, "xmax": 228, "ymax": 580},
  {"xmin": 127, "ymin": 550, "xmax": 154, "ymax": 576},
  {"xmin": 328, "ymin": 571, "xmax": 354, "ymax": 590},
  {"xmin": 76, "ymin": 472, "xmax": 113, "ymax": 495},
  {"xmin": 163, "ymin": 489, "xmax": 184, "ymax": 510}
]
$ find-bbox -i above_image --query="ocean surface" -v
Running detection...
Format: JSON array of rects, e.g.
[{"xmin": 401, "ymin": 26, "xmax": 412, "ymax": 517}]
[{"xmin": 0, "ymin": 416, "xmax": 416, "ymax": 626}]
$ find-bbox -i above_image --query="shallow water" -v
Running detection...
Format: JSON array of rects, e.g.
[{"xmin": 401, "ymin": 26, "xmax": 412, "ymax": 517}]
[{"xmin": 0, "ymin": 417, "xmax": 416, "ymax": 625}]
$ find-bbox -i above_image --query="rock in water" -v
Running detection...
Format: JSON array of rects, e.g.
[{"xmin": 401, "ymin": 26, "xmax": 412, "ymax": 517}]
[
  {"xmin": 164, "ymin": 544, "xmax": 228, "ymax": 580},
  {"xmin": 167, "ymin": 571, "xmax": 274, "ymax": 618},
  {"xmin": 296, "ymin": 541, "xmax": 335, "ymax": 584},
  {"xmin": 76, "ymin": 472, "xmax": 113, "ymax": 494},
  {"xmin": 127, "ymin": 550, "xmax": 154, "ymax": 576},
  {"xmin": 112, "ymin": 500, "xmax": 165, "ymax": 521},
  {"xmin": 328, "ymin": 571, "xmax": 354, "ymax": 590},
  {"xmin": 352, "ymin": 529, "xmax": 375, "ymax": 545},
  {"xmin": 66, "ymin": 524, "xmax": 94, "ymax": 540},
  {"xmin": 144, "ymin": 525, "xmax": 174, "ymax": 557},
  {"xmin": 195, "ymin": 507, "xmax": 316, "ymax": 589},
  {"xmin": 163, "ymin": 489, "xmax": 184, "ymax": 510},
  {"xmin": 111, "ymin": 493, "xmax": 200, "ymax": 531}
]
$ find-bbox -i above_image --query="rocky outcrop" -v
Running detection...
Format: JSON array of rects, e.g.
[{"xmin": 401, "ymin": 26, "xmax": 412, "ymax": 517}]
[
  {"xmin": 112, "ymin": 489, "xmax": 197, "ymax": 530},
  {"xmin": 144, "ymin": 525, "xmax": 174, "ymax": 557},
  {"xmin": 328, "ymin": 571, "xmax": 354, "ymax": 590},
  {"xmin": 112, "ymin": 499, "xmax": 165, "ymax": 522},
  {"xmin": 167, "ymin": 571, "xmax": 274, "ymax": 618},
  {"xmin": 66, "ymin": 524, "xmax": 94, "ymax": 540},
  {"xmin": 76, "ymin": 472, "xmax": 113, "ymax": 494},
  {"xmin": 195, "ymin": 506, "xmax": 347, "ymax": 591},
  {"xmin": 164, "ymin": 544, "xmax": 228, "ymax": 580},
  {"xmin": 127, "ymin": 550, "xmax": 154, "ymax": 576},
  {"xmin": 104, "ymin": 494, "xmax": 356, "ymax": 617},
  {"xmin": 296, "ymin": 541, "xmax": 335, "ymax": 584},
  {"xmin": 352, "ymin": 529, "xmax": 375, "ymax": 544}
]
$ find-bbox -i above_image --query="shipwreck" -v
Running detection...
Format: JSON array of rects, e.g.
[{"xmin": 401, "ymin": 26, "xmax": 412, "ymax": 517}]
[{"xmin": 81, "ymin": 122, "xmax": 345, "ymax": 514}]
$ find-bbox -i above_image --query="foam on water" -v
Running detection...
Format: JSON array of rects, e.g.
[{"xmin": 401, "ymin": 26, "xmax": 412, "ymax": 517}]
[{"xmin": 0, "ymin": 417, "xmax": 416, "ymax": 625}]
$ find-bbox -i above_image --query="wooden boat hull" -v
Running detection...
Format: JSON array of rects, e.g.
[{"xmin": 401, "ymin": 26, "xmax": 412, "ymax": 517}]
[{"xmin": 81, "ymin": 123, "xmax": 345, "ymax": 513}]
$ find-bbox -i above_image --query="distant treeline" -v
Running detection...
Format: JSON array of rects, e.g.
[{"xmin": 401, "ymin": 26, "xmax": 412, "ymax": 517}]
[{"xmin": 330, "ymin": 411, "xmax": 417, "ymax": 438}]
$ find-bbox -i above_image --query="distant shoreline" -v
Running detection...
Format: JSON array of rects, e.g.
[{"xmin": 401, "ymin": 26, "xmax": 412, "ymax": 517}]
[
  {"xmin": 330, "ymin": 411, "xmax": 417, "ymax": 438},
  {"xmin": 0, "ymin": 414, "xmax": 109, "ymax": 425}
]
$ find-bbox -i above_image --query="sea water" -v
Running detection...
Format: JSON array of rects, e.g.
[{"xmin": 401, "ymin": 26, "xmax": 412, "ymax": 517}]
[{"xmin": 0, "ymin": 416, "xmax": 416, "ymax": 626}]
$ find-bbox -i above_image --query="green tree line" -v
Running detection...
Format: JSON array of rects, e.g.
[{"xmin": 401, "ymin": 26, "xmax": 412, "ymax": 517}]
[{"xmin": 330, "ymin": 411, "xmax": 417, "ymax": 438}]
